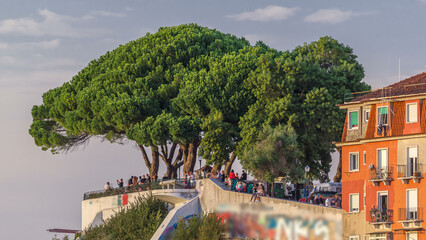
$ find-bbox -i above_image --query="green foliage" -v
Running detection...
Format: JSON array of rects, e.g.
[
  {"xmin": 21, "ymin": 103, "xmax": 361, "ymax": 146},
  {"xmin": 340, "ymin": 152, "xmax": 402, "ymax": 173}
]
[
  {"xmin": 171, "ymin": 213, "xmax": 225, "ymax": 240},
  {"xmin": 240, "ymin": 125, "xmax": 302, "ymax": 183},
  {"xmin": 29, "ymin": 24, "xmax": 249, "ymax": 153},
  {"xmin": 82, "ymin": 194, "xmax": 168, "ymax": 240},
  {"xmin": 238, "ymin": 36, "xmax": 370, "ymax": 178}
]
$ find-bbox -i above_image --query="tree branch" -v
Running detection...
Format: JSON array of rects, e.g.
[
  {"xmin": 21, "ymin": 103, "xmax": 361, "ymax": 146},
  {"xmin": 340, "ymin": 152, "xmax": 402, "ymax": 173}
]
[{"xmin": 138, "ymin": 144, "xmax": 151, "ymax": 169}]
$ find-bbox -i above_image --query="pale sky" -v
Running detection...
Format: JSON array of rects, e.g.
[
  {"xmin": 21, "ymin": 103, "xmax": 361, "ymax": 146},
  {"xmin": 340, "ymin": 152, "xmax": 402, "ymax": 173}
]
[{"xmin": 1, "ymin": 1, "xmax": 426, "ymax": 239}]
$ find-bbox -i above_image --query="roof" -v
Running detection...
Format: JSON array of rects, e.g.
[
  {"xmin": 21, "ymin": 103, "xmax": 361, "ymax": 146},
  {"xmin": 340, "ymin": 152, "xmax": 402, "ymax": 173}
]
[{"xmin": 350, "ymin": 72, "xmax": 426, "ymax": 103}]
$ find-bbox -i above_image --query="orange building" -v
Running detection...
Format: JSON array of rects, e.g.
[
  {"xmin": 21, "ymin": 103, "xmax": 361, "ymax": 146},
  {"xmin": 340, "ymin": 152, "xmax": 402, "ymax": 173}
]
[{"xmin": 337, "ymin": 72, "xmax": 426, "ymax": 240}]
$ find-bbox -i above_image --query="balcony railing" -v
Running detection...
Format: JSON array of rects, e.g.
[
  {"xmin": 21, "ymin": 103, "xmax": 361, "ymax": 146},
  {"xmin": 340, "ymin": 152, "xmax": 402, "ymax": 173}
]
[
  {"xmin": 397, "ymin": 164, "xmax": 423, "ymax": 178},
  {"xmin": 370, "ymin": 209, "xmax": 393, "ymax": 223},
  {"xmin": 398, "ymin": 208, "xmax": 423, "ymax": 222},
  {"xmin": 370, "ymin": 166, "xmax": 393, "ymax": 181}
]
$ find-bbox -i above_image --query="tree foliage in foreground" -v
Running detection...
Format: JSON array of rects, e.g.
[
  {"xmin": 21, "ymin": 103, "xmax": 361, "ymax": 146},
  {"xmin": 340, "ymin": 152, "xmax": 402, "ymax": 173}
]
[
  {"xmin": 82, "ymin": 194, "xmax": 168, "ymax": 240},
  {"xmin": 239, "ymin": 125, "xmax": 303, "ymax": 183},
  {"xmin": 171, "ymin": 214, "xmax": 225, "ymax": 240}
]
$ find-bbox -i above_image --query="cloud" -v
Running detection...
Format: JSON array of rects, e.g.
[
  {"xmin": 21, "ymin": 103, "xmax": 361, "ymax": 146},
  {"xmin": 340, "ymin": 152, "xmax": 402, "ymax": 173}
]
[
  {"xmin": 227, "ymin": 5, "xmax": 298, "ymax": 22},
  {"xmin": 304, "ymin": 8, "xmax": 372, "ymax": 24},
  {"xmin": 0, "ymin": 39, "xmax": 60, "ymax": 50},
  {"xmin": 0, "ymin": 9, "xmax": 124, "ymax": 37}
]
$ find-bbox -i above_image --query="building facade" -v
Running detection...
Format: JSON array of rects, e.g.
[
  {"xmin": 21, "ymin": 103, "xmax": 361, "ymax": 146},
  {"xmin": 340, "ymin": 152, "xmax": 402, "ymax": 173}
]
[{"xmin": 337, "ymin": 72, "xmax": 426, "ymax": 240}]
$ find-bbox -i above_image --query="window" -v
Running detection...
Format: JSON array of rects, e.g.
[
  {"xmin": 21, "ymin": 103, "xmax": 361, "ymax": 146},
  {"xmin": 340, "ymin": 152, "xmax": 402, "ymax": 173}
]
[
  {"xmin": 350, "ymin": 236, "xmax": 360, "ymax": 240},
  {"xmin": 369, "ymin": 233, "xmax": 388, "ymax": 240},
  {"xmin": 407, "ymin": 232, "xmax": 418, "ymax": 240},
  {"xmin": 407, "ymin": 147, "xmax": 418, "ymax": 177},
  {"xmin": 377, "ymin": 107, "xmax": 388, "ymax": 125},
  {"xmin": 407, "ymin": 189, "xmax": 418, "ymax": 220},
  {"xmin": 407, "ymin": 103, "xmax": 418, "ymax": 123},
  {"xmin": 377, "ymin": 149, "xmax": 388, "ymax": 171},
  {"xmin": 364, "ymin": 109, "xmax": 370, "ymax": 123},
  {"xmin": 349, "ymin": 111, "xmax": 359, "ymax": 129},
  {"xmin": 350, "ymin": 153, "xmax": 359, "ymax": 171},
  {"xmin": 377, "ymin": 192, "xmax": 388, "ymax": 212},
  {"xmin": 363, "ymin": 151, "xmax": 367, "ymax": 165},
  {"xmin": 349, "ymin": 193, "xmax": 360, "ymax": 212},
  {"xmin": 364, "ymin": 192, "xmax": 366, "ymax": 207}
]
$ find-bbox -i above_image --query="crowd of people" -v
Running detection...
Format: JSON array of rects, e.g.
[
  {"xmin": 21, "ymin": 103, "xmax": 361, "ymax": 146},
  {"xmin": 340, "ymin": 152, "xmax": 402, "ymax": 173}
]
[
  {"xmin": 103, "ymin": 171, "xmax": 199, "ymax": 192},
  {"xmin": 101, "ymin": 169, "xmax": 342, "ymax": 209}
]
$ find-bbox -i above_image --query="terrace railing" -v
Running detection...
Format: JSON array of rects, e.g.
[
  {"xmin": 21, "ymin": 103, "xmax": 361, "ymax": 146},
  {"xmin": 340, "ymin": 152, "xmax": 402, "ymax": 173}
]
[{"xmin": 397, "ymin": 164, "xmax": 423, "ymax": 178}]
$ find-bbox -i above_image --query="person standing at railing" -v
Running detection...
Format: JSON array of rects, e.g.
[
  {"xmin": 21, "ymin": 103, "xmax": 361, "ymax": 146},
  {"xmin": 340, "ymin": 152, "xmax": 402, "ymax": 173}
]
[
  {"xmin": 104, "ymin": 182, "xmax": 112, "ymax": 191},
  {"xmin": 241, "ymin": 170, "xmax": 247, "ymax": 181},
  {"xmin": 117, "ymin": 179, "xmax": 124, "ymax": 188}
]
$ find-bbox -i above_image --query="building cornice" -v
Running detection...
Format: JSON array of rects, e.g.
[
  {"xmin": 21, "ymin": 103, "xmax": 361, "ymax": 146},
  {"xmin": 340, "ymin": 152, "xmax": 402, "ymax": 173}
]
[
  {"xmin": 338, "ymin": 93, "xmax": 426, "ymax": 109},
  {"xmin": 335, "ymin": 133, "xmax": 426, "ymax": 147}
]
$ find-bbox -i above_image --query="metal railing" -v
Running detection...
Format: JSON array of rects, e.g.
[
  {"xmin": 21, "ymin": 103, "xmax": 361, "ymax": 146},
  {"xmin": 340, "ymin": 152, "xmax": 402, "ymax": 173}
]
[
  {"xmin": 370, "ymin": 166, "xmax": 393, "ymax": 181},
  {"xmin": 398, "ymin": 208, "xmax": 423, "ymax": 221},
  {"xmin": 397, "ymin": 164, "xmax": 423, "ymax": 178},
  {"xmin": 370, "ymin": 209, "xmax": 393, "ymax": 223},
  {"xmin": 83, "ymin": 178, "xmax": 197, "ymax": 200}
]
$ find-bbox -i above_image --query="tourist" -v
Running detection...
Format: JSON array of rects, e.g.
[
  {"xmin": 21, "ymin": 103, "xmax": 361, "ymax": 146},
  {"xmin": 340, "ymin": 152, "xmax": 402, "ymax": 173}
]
[
  {"xmin": 117, "ymin": 179, "xmax": 124, "ymax": 188},
  {"xmin": 220, "ymin": 170, "xmax": 225, "ymax": 182},
  {"xmin": 256, "ymin": 184, "xmax": 265, "ymax": 202},
  {"xmin": 127, "ymin": 177, "xmax": 133, "ymax": 187},
  {"xmin": 141, "ymin": 175, "xmax": 146, "ymax": 183},
  {"xmin": 336, "ymin": 195, "xmax": 342, "ymax": 208},
  {"xmin": 235, "ymin": 173, "xmax": 240, "ymax": 180},
  {"xmin": 249, "ymin": 184, "xmax": 257, "ymax": 202},
  {"xmin": 146, "ymin": 174, "xmax": 151, "ymax": 183},
  {"xmin": 241, "ymin": 170, "xmax": 247, "ymax": 181},
  {"xmin": 229, "ymin": 170, "xmax": 236, "ymax": 180},
  {"xmin": 104, "ymin": 182, "xmax": 112, "ymax": 191},
  {"xmin": 243, "ymin": 182, "xmax": 247, "ymax": 193},
  {"xmin": 325, "ymin": 196, "xmax": 331, "ymax": 207},
  {"xmin": 236, "ymin": 181, "xmax": 243, "ymax": 192},
  {"xmin": 190, "ymin": 172, "xmax": 196, "ymax": 188}
]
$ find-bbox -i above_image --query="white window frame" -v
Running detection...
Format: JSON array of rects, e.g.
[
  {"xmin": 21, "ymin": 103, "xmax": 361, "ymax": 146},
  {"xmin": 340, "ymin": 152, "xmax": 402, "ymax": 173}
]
[
  {"xmin": 363, "ymin": 151, "xmax": 367, "ymax": 165},
  {"xmin": 377, "ymin": 148, "xmax": 389, "ymax": 171},
  {"xmin": 406, "ymin": 188, "xmax": 418, "ymax": 220},
  {"xmin": 349, "ymin": 193, "xmax": 360, "ymax": 213},
  {"xmin": 349, "ymin": 152, "xmax": 360, "ymax": 172},
  {"xmin": 406, "ymin": 102, "xmax": 418, "ymax": 123},
  {"xmin": 377, "ymin": 106, "xmax": 389, "ymax": 126},
  {"xmin": 364, "ymin": 109, "xmax": 370, "ymax": 123},
  {"xmin": 407, "ymin": 146, "xmax": 418, "ymax": 177},
  {"xmin": 350, "ymin": 235, "xmax": 360, "ymax": 240},
  {"xmin": 369, "ymin": 234, "xmax": 387, "ymax": 240},
  {"xmin": 407, "ymin": 232, "xmax": 418, "ymax": 240},
  {"xmin": 349, "ymin": 110, "xmax": 360, "ymax": 130}
]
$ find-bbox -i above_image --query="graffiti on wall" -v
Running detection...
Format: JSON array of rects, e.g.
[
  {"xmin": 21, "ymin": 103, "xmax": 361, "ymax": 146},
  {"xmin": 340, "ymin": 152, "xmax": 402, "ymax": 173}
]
[{"xmin": 216, "ymin": 204, "xmax": 341, "ymax": 240}]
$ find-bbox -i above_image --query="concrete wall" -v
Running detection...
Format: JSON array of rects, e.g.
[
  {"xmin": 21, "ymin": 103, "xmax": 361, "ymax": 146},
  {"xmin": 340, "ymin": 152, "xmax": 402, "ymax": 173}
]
[
  {"xmin": 151, "ymin": 196, "xmax": 201, "ymax": 240},
  {"xmin": 81, "ymin": 188, "xmax": 197, "ymax": 230},
  {"xmin": 198, "ymin": 179, "xmax": 344, "ymax": 240}
]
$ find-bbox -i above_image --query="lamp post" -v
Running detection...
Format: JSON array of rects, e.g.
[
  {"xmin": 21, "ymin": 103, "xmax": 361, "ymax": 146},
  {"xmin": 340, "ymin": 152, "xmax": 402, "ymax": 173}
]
[
  {"xmin": 198, "ymin": 156, "xmax": 202, "ymax": 178},
  {"xmin": 305, "ymin": 165, "xmax": 310, "ymax": 197}
]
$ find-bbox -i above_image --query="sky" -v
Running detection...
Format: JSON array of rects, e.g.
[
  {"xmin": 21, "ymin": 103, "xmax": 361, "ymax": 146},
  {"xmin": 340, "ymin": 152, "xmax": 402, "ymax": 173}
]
[{"xmin": 1, "ymin": 0, "xmax": 426, "ymax": 239}]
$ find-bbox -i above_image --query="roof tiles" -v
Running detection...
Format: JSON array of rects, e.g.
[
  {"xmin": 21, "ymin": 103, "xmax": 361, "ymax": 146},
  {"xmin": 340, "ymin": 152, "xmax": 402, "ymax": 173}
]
[{"xmin": 351, "ymin": 72, "xmax": 426, "ymax": 103}]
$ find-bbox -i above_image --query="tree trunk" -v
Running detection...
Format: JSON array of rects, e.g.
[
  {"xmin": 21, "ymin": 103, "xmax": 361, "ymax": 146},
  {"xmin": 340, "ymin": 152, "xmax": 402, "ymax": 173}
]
[
  {"xmin": 334, "ymin": 147, "xmax": 342, "ymax": 182},
  {"xmin": 224, "ymin": 152, "xmax": 237, "ymax": 177},
  {"xmin": 137, "ymin": 144, "xmax": 160, "ymax": 179},
  {"xmin": 159, "ymin": 143, "xmax": 184, "ymax": 179},
  {"xmin": 150, "ymin": 146, "xmax": 160, "ymax": 179},
  {"xmin": 211, "ymin": 164, "xmax": 222, "ymax": 174},
  {"xmin": 181, "ymin": 140, "xmax": 200, "ymax": 174}
]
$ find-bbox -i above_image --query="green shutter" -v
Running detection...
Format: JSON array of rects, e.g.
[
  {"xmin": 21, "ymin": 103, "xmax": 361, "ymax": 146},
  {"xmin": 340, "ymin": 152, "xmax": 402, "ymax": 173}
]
[
  {"xmin": 350, "ymin": 111, "xmax": 359, "ymax": 126},
  {"xmin": 380, "ymin": 107, "xmax": 388, "ymax": 114}
]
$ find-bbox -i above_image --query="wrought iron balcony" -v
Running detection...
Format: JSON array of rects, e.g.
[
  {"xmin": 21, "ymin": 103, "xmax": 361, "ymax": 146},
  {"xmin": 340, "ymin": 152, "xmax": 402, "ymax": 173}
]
[
  {"xmin": 397, "ymin": 164, "xmax": 423, "ymax": 183},
  {"xmin": 369, "ymin": 166, "xmax": 393, "ymax": 186},
  {"xmin": 398, "ymin": 208, "xmax": 423, "ymax": 222},
  {"xmin": 370, "ymin": 208, "xmax": 393, "ymax": 224}
]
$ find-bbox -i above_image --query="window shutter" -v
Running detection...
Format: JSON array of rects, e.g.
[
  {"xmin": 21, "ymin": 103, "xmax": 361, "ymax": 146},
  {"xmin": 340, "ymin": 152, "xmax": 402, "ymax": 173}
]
[
  {"xmin": 351, "ymin": 194, "xmax": 359, "ymax": 211},
  {"xmin": 350, "ymin": 112, "xmax": 359, "ymax": 125},
  {"xmin": 380, "ymin": 107, "xmax": 388, "ymax": 114},
  {"xmin": 408, "ymin": 104, "xmax": 418, "ymax": 122}
]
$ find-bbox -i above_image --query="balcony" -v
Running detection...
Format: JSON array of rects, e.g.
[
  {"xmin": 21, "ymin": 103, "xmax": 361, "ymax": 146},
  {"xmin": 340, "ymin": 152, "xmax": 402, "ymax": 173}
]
[
  {"xmin": 398, "ymin": 208, "xmax": 423, "ymax": 229},
  {"xmin": 369, "ymin": 166, "xmax": 393, "ymax": 186},
  {"xmin": 370, "ymin": 208, "xmax": 393, "ymax": 228},
  {"xmin": 397, "ymin": 164, "xmax": 423, "ymax": 184}
]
